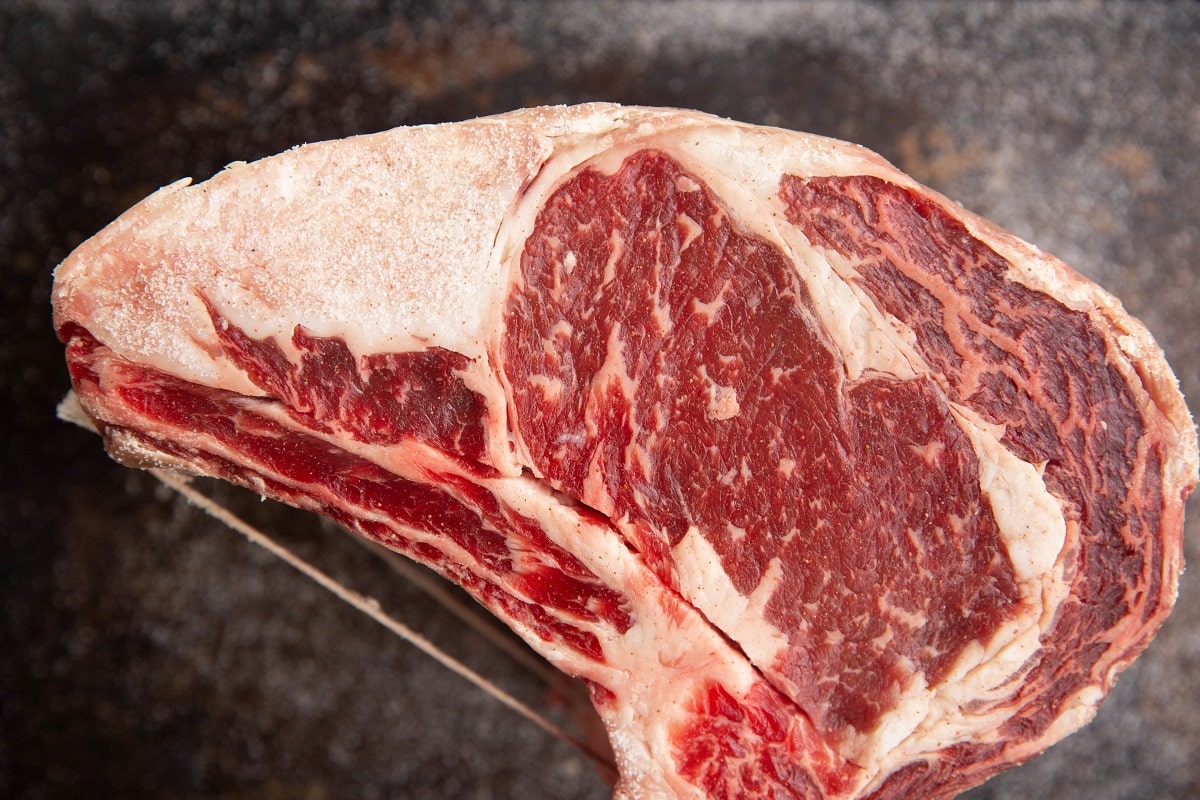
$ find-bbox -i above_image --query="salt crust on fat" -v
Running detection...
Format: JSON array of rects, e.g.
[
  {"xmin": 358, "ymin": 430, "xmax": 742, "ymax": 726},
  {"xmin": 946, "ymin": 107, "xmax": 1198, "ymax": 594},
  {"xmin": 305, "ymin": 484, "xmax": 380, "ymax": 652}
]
[{"xmin": 54, "ymin": 111, "xmax": 554, "ymax": 390}]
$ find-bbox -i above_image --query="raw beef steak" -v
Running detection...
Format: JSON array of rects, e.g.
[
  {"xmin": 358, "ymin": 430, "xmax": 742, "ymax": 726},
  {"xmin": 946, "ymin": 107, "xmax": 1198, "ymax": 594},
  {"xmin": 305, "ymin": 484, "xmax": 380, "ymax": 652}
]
[{"xmin": 52, "ymin": 104, "xmax": 1197, "ymax": 799}]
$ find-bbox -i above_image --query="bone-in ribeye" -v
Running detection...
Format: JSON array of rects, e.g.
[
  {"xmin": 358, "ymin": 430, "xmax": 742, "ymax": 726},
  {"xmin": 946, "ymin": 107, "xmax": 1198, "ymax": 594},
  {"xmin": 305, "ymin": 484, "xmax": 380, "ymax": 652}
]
[{"xmin": 52, "ymin": 104, "xmax": 1197, "ymax": 799}]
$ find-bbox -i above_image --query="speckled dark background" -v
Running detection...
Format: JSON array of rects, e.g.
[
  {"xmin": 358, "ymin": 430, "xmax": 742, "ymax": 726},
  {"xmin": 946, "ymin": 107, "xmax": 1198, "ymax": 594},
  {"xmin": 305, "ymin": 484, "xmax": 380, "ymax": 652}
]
[{"xmin": 2, "ymin": 2, "xmax": 1198, "ymax": 799}]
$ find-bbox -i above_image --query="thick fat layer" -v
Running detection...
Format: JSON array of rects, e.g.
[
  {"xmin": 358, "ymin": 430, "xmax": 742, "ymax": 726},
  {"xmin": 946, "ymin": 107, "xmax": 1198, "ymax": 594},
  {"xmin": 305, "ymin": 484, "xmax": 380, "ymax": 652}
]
[
  {"xmin": 50, "ymin": 113, "xmax": 570, "ymax": 477},
  {"xmin": 52, "ymin": 119, "xmax": 542, "ymax": 369}
]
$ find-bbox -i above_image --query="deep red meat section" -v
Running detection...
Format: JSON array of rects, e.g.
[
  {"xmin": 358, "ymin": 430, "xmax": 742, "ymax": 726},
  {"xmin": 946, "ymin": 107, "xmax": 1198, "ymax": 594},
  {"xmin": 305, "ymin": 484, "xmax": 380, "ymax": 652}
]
[
  {"xmin": 200, "ymin": 295, "xmax": 491, "ymax": 469},
  {"xmin": 669, "ymin": 681, "xmax": 862, "ymax": 800},
  {"xmin": 779, "ymin": 174, "xmax": 1168, "ymax": 787},
  {"xmin": 502, "ymin": 150, "xmax": 1022, "ymax": 738}
]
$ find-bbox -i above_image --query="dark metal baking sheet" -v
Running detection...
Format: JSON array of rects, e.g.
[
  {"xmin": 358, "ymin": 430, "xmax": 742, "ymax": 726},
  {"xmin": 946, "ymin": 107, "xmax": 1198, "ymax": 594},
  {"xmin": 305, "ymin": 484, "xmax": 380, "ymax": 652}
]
[{"xmin": 3, "ymin": 2, "xmax": 1198, "ymax": 798}]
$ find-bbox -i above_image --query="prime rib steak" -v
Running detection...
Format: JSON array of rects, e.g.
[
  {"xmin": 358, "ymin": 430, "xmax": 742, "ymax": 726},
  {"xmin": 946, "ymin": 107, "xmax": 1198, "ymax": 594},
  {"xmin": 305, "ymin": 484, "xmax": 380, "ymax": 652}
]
[{"xmin": 53, "ymin": 104, "xmax": 1197, "ymax": 799}]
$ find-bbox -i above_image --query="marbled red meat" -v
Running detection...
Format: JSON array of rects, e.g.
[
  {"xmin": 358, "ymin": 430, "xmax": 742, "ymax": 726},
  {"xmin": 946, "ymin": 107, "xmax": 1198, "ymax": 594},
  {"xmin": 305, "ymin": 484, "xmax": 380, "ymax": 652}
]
[
  {"xmin": 52, "ymin": 104, "xmax": 1196, "ymax": 799},
  {"xmin": 503, "ymin": 151, "xmax": 1023, "ymax": 741}
]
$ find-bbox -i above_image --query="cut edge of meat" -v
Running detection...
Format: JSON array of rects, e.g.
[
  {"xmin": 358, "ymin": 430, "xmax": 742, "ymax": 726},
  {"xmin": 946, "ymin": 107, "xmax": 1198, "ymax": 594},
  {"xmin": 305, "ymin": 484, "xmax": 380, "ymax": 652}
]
[{"xmin": 51, "ymin": 104, "xmax": 1198, "ymax": 800}]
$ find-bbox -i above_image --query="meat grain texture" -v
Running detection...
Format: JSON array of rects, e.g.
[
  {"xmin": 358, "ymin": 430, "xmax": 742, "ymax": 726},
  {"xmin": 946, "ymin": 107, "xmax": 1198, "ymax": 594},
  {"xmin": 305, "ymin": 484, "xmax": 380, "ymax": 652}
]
[{"xmin": 51, "ymin": 104, "xmax": 1198, "ymax": 799}]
